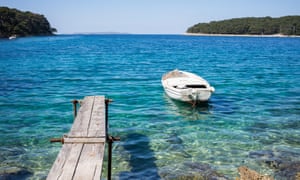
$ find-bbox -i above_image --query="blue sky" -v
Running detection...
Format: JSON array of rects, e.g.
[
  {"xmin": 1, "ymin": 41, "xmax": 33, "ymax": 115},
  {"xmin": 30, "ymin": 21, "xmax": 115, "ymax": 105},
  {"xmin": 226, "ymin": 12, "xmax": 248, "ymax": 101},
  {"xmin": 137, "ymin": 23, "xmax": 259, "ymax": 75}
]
[{"xmin": 2, "ymin": 0, "xmax": 300, "ymax": 34}]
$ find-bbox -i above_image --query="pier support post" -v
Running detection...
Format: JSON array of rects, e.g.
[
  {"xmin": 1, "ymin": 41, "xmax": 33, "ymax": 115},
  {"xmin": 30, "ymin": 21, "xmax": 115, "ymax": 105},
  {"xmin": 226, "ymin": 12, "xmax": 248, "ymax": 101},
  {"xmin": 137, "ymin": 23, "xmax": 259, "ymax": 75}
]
[
  {"xmin": 105, "ymin": 99, "xmax": 112, "ymax": 137},
  {"xmin": 105, "ymin": 99, "xmax": 120, "ymax": 180},
  {"xmin": 72, "ymin": 99, "xmax": 78, "ymax": 119}
]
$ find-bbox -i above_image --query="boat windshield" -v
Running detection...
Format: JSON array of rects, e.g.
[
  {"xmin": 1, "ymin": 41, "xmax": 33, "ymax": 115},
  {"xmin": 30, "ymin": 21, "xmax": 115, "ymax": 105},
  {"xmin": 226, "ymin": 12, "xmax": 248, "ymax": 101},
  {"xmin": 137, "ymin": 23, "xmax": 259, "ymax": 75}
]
[{"xmin": 185, "ymin": 84, "xmax": 207, "ymax": 88}]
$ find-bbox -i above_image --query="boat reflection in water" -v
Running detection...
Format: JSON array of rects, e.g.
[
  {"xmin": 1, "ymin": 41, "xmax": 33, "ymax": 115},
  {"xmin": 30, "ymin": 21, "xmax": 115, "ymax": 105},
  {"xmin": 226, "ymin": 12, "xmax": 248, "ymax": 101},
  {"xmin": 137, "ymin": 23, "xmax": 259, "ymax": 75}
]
[{"xmin": 163, "ymin": 94, "xmax": 213, "ymax": 121}]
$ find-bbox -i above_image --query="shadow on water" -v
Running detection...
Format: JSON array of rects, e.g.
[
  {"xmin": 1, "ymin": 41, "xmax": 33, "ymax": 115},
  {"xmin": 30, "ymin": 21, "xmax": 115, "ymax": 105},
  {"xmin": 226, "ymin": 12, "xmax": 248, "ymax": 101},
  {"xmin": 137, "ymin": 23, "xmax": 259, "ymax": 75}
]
[{"xmin": 119, "ymin": 133, "xmax": 161, "ymax": 180}]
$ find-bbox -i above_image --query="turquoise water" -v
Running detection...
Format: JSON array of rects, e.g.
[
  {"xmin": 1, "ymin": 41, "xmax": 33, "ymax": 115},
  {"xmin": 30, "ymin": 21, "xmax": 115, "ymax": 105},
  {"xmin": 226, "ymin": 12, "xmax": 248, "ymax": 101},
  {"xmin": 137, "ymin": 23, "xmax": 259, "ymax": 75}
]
[{"xmin": 0, "ymin": 35, "xmax": 300, "ymax": 179}]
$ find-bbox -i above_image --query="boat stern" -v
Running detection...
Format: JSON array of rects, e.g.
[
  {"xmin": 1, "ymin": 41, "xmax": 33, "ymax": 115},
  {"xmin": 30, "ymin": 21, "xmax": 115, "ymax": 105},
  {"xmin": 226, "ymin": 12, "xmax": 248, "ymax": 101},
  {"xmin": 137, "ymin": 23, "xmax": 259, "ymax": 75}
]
[{"xmin": 189, "ymin": 88, "xmax": 213, "ymax": 102}]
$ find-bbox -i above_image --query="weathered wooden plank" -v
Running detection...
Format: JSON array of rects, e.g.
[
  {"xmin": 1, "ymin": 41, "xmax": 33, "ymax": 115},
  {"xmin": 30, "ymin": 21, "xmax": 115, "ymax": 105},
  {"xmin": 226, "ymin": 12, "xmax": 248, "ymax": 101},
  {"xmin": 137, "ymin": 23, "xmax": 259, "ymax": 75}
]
[
  {"xmin": 93, "ymin": 163, "xmax": 103, "ymax": 180},
  {"xmin": 64, "ymin": 137, "xmax": 106, "ymax": 144},
  {"xmin": 47, "ymin": 144, "xmax": 83, "ymax": 180},
  {"xmin": 47, "ymin": 96, "xmax": 107, "ymax": 180},
  {"xmin": 73, "ymin": 144, "xmax": 105, "ymax": 180},
  {"xmin": 88, "ymin": 96, "xmax": 106, "ymax": 137},
  {"xmin": 69, "ymin": 96, "xmax": 94, "ymax": 137},
  {"xmin": 58, "ymin": 143, "xmax": 83, "ymax": 180},
  {"xmin": 47, "ymin": 144, "xmax": 73, "ymax": 180}
]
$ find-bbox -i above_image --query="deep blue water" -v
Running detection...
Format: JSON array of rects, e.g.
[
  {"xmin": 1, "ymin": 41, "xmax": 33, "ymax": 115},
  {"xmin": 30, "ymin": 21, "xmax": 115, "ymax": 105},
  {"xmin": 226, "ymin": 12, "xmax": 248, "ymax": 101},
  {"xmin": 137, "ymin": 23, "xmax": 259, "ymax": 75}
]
[{"xmin": 0, "ymin": 35, "xmax": 299, "ymax": 179}]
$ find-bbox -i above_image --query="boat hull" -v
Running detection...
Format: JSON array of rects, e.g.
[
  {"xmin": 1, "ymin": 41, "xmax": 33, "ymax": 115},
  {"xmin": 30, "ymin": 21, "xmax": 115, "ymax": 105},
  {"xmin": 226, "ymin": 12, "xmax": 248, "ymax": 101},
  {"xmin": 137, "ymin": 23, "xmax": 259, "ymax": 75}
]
[
  {"xmin": 163, "ymin": 85, "xmax": 212, "ymax": 102},
  {"xmin": 162, "ymin": 70, "xmax": 214, "ymax": 103}
]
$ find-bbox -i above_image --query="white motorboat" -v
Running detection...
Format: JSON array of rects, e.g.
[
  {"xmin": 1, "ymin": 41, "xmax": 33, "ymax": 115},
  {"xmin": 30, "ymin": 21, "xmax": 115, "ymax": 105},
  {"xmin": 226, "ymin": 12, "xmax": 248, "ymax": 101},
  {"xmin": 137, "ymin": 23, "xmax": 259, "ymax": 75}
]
[
  {"xmin": 161, "ymin": 69, "xmax": 215, "ymax": 103},
  {"xmin": 9, "ymin": 35, "xmax": 17, "ymax": 40}
]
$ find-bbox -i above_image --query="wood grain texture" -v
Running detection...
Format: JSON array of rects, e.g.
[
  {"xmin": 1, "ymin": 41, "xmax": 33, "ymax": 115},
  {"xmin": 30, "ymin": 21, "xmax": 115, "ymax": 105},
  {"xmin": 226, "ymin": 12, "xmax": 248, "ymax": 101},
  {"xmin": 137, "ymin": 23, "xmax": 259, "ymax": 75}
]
[{"xmin": 47, "ymin": 96, "xmax": 106, "ymax": 180}]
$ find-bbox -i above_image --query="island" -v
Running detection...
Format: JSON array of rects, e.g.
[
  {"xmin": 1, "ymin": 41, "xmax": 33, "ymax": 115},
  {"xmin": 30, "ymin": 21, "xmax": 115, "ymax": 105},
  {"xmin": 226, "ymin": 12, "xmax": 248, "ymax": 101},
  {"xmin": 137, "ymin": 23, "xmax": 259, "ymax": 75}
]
[
  {"xmin": 186, "ymin": 16, "xmax": 300, "ymax": 36},
  {"xmin": 0, "ymin": 7, "xmax": 56, "ymax": 38}
]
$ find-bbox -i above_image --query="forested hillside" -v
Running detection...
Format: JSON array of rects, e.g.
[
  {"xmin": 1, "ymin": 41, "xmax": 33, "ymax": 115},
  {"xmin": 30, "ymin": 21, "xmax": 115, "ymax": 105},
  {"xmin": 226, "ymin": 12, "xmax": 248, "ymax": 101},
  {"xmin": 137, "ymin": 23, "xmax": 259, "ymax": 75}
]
[
  {"xmin": 187, "ymin": 16, "xmax": 300, "ymax": 35},
  {"xmin": 0, "ymin": 7, "xmax": 56, "ymax": 38}
]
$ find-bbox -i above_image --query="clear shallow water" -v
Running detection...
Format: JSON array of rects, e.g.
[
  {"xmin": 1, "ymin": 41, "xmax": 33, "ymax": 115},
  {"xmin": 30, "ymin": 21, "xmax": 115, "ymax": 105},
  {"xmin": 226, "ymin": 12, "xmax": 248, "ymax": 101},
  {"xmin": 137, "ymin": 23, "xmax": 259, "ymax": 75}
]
[{"xmin": 0, "ymin": 35, "xmax": 300, "ymax": 179}]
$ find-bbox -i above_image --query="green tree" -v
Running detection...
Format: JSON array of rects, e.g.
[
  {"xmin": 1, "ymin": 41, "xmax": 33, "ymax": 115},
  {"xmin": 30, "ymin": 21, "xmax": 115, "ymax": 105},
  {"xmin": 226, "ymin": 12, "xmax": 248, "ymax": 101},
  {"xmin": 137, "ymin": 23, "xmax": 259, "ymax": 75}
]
[
  {"xmin": 186, "ymin": 16, "xmax": 300, "ymax": 35},
  {"xmin": 0, "ymin": 6, "xmax": 56, "ymax": 38}
]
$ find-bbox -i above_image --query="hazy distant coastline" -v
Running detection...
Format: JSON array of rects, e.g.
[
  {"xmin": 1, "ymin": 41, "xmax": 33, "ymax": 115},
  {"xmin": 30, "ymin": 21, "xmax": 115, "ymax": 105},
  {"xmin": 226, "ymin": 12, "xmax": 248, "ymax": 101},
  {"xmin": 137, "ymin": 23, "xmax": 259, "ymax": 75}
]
[{"xmin": 70, "ymin": 32, "xmax": 130, "ymax": 35}]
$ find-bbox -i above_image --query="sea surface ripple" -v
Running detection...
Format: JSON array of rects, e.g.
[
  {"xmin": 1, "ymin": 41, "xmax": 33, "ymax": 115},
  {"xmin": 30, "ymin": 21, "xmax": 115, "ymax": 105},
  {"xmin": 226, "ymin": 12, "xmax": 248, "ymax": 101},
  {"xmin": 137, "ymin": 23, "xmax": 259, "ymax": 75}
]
[{"xmin": 0, "ymin": 35, "xmax": 299, "ymax": 179}]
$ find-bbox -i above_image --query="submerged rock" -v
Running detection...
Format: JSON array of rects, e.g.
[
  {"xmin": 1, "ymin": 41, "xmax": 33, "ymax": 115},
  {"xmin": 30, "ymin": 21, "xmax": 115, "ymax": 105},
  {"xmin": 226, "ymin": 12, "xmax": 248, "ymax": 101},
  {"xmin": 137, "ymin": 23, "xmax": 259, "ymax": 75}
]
[
  {"xmin": 166, "ymin": 133, "xmax": 183, "ymax": 144},
  {"xmin": 249, "ymin": 149, "xmax": 300, "ymax": 179},
  {"xmin": 237, "ymin": 166, "xmax": 273, "ymax": 180},
  {"xmin": 0, "ymin": 166, "xmax": 32, "ymax": 180},
  {"xmin": 249, "ymin": 150, "xmax": 275, "ymax": 159},
  {"xmin": 165, "ymin": 133, "xmax": 192, "ymax": 158},
  {"xmin": 184, "ymin": 162, "xmax": 228, "ymax": 180},
  {"xmin": 274, "ymin": 162, "xmax": 300, "ymax": 180},
  {"xmin": 249, "ymin": 150, "xmax": 282, "ymax": 169},
  {"xmin": 160, "ymin": 162, "xmax": 228, "ymax": 180}
]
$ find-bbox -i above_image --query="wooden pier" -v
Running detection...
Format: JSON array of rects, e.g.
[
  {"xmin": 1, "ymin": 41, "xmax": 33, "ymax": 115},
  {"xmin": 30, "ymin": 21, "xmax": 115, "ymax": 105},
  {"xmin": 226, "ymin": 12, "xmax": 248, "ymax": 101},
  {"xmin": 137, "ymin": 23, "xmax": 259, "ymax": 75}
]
[{"xmin": 47, "ymin": 96, "xmax": 117, "ymax": 180}]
